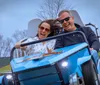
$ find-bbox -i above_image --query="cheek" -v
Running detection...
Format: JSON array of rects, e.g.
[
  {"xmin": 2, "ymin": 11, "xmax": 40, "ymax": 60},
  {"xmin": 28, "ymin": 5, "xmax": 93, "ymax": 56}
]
[
  {"xmin": 38, "ymin": 28, "xmax": 41, "ymax": 33},
  {"xmin": 70, "ymin": 19, "xmax": 74, "ymax": 24},
  {"xmin": 46, "ymin": 32, "xmax": 50, "ymax": 36}
]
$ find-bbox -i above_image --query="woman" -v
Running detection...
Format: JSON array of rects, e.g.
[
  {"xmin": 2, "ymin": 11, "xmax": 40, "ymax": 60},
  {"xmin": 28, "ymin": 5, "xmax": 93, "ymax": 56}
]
[{"xmin": 15, "ymin": 20, "xmax": 56, "ymax": 55}]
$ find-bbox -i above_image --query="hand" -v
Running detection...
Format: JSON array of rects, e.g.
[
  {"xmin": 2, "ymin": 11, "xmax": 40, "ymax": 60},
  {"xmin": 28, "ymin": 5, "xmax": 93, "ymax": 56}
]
[
  {"xmin": 15, "ymin": 42, "xmax": 21, "ymax": 48},
  {"xmin": 46, "ymin": 47, "xmax": 62, "ymax": 56},
  {"xmin": 90, "ymin": 48, "xmax": 94, "ymax": 50},
  {"xmin": 15, "ymin": 42, "xmax": 27, "ymax": 50},
  {"xmin": 47, "ymin": 47, "xmax": 53, "ymax": 53}
]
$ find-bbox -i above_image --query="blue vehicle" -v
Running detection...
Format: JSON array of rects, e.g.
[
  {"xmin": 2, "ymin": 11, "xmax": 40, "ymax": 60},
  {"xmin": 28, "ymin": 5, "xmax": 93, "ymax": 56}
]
[{"xmin": 0, "ymin": 31, "xmax": 100, "ymax": 85}]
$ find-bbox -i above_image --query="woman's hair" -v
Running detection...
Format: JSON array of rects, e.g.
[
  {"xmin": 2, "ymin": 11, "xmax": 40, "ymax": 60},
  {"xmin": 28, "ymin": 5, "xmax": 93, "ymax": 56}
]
[
  {"xmin": 38, "ymin": 19, "xmax": 53, "ymax": 32},
  {"xmin": 47, "ymin": 19, "xmax": 63, "ymax": 37}
]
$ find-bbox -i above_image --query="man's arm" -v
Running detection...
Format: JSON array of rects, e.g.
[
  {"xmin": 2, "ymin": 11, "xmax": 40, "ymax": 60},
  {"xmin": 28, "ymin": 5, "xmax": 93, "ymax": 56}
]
[{"xmin": 86, "ymin": 27, "xmax": 100, "ymax": 51}]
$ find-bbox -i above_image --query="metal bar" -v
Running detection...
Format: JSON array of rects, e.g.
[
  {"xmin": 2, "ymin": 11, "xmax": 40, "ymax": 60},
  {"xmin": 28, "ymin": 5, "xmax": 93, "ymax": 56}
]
[{"xmin": 10, "ymin": 31, "xmax": 88, "ymax": 60}]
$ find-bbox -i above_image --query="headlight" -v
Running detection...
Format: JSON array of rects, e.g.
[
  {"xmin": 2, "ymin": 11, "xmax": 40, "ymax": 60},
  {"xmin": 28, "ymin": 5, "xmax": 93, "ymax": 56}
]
[
  {"xmin": 61, "ymin": 61, "xmax": 68, "ymax": 67},
  {"xmin": 6, "ymin": 74, "xmax": 12, "ymax": 80}
]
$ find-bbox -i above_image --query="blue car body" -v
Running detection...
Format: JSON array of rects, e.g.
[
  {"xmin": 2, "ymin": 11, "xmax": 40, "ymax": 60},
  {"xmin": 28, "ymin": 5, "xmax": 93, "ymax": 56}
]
[{"xmin": 0, "ymin": 42, "xmax": 93, "ymax": 85}]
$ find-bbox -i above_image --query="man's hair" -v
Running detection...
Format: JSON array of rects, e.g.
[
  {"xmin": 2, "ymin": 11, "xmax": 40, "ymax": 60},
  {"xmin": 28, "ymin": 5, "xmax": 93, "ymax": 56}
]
[{"xmin": 58, "ymin": 10, "xmax": 72, "ymax": 17}]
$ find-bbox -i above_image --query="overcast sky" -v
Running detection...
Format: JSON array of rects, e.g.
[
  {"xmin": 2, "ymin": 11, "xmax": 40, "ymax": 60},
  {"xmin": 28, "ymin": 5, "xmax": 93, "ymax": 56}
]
[{"xmin": 0, "ymin": 0, "xmax": 100, "ymax": 38}]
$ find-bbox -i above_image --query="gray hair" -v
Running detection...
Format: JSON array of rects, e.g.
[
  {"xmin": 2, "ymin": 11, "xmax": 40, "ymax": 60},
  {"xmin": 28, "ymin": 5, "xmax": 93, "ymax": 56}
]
[{"xmin": 58, "ymin": 10, "xmax": 72, "ymax": 17}]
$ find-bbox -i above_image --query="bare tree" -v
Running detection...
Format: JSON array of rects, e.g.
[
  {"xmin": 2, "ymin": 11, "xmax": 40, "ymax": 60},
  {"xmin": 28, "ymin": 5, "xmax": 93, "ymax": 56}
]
[
  {"xmin": 0, "ymin": 34, "xmax": 13, "ymax": 57},
  {"xmin": 38, "ymin": 0, "xmax": 74, "ymax": 20},
  {"xmin": 0, "ymin": 34, "xmax": 4, "ymax": 57},
  {"xmin": 2, "ymin": 38, "xmax": 13, "ymax": 57},
  {"xmin": 11, "ymin": 30, "xmax": 28, "ymax": 58},
  {"xmin": 0, "ymin": 30, "xmax": 27, "ymax": 57},
  {"xmin": 12, "ymin": 29, "xmax": 28, "ymax": 43}
]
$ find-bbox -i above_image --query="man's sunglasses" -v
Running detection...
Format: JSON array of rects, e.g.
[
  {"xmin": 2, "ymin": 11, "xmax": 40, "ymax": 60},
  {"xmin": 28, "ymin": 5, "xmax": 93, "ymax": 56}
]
[
  {"xmin": 39, "ymin": 26, "xmax": 50, "ymax": 32},
  {"xmin": 59, "ymin": 17, "xmax": 70, "ymax": 24}
]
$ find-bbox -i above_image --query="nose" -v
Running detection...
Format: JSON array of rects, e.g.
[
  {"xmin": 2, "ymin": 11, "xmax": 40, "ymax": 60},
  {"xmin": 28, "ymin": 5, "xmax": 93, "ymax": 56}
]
[
  {"xmin": 42, "ymin": 29, "xmax": 46, "ymax": 32},
  {"xmin": 63, "ymin": 20, "xmax": 68, "ymax": 24}
]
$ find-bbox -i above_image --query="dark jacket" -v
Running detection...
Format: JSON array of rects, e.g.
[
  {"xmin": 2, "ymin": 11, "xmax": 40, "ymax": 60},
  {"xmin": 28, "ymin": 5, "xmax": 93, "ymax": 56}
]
[{"xmin": 55, "ymin": 24, "xmax": 100, "ymax": 51}]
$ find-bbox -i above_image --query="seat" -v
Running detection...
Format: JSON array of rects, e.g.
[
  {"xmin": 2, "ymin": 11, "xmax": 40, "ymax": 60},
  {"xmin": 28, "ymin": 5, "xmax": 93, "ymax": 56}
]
[
  {"xmin": 70, "ymin": 10, "xmax": 84, "ymax": 26},
  {"xmin": 27, "ymin": 18, "xmax": 42, "ymax": 37}
]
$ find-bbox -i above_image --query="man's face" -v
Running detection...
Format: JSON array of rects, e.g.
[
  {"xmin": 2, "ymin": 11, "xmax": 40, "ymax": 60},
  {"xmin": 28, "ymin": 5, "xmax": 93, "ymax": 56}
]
[{"xmin": 59, "ymin": 12, "xmax": 75, "ymax": 32}]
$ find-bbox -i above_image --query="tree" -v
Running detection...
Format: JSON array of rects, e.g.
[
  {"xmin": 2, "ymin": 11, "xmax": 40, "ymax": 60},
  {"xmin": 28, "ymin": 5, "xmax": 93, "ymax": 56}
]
[
  {"xmin": 2, "ymin": 38, "xmax": 13, "ymax": 57},
  {"xmin": 38, "ymin": 0, "xmax": 74, "ymax": 20},
  {"xmin": 12, "ymin": 29, "xmax": 28, "ymax": 56},
  {"xmin": 0, "ymin": 34, "xmax": 4, "ymax": 57},
  {"xmin": 12, "ymin": 29, "xmax": 28, "ymax": 43},
  {"xmin": 0, "ymin": 34, "xmax": 13, "ymax": 57}
]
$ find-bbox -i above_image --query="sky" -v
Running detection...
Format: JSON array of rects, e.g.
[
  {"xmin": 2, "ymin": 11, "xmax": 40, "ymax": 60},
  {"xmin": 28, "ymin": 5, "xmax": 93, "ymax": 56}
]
[{"xmin": 0, "ymin": 0, "xmax": 100, "ymax": 38}]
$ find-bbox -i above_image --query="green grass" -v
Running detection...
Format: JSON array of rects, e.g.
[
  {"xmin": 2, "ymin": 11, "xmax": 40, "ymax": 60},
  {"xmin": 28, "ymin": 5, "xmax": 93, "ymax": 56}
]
[
  {"xmin": 0, "ymin": 65, "xmax": 11, "ymax": 73},
  {"xmin": 98, "ymin": 52, "xmax": 100, "ymax": 57},
  {"xmin": 0, "ymin": 57, "xmax": 10, "ymax": 68}
]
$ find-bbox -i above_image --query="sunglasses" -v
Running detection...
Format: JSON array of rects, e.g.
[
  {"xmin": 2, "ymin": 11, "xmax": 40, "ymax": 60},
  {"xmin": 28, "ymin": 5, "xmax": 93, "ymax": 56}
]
[
  {"xmin": 39, "ymin": 26, "xmax": 50, "ymax": 32},
  {"xmin": 59, "ymin": 17, "xmax": 70, "ymax": 24}
]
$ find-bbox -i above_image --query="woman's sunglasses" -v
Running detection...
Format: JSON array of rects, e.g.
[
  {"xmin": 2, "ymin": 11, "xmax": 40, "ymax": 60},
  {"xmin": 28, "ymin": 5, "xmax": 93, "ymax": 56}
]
[
  {"xmin": 39, "ymin": 26, "xmax": 50, "ymax": 32},
  {"xmin": 59, "ymin": 17, "xmax": 70, "ymax": 24}
]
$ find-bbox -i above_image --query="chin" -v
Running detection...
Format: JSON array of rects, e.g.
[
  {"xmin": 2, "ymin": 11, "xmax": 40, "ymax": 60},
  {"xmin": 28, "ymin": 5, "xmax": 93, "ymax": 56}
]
[{"xmin": 40, "ymin": 36, "xmax": 46, "ymax": 39}]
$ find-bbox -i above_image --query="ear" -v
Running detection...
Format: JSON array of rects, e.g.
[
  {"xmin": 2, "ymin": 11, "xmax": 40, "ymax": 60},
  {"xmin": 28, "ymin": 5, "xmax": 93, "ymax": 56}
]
[{"xmin": 71, "ymin": 16, "xmax": 74, "ymax": 20}]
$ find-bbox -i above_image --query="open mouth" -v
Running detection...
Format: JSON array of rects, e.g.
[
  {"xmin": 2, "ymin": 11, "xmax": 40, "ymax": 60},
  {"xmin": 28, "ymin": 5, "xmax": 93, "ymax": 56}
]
[{"xmin": 40, "ymin": 33, "xmax": 46, "ymax": 37}]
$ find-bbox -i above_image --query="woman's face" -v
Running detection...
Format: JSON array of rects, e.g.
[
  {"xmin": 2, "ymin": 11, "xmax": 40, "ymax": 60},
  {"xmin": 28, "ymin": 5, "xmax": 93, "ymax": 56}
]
[{"xmin": 38, "ymin": 22, "xmax": 50, "ymax": 39}]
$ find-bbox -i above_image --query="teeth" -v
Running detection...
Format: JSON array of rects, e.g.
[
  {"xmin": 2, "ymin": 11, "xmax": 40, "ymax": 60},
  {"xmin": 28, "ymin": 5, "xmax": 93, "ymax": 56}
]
[{"xmin": 41, "ymin": 34, "xmax": 45, "ymax": 36}]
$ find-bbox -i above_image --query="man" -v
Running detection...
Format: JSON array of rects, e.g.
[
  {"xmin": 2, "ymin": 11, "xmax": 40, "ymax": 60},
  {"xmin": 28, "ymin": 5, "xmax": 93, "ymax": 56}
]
[{"xmin": 55, "ymin": 10, "xmax": 100, "ymax": 64}]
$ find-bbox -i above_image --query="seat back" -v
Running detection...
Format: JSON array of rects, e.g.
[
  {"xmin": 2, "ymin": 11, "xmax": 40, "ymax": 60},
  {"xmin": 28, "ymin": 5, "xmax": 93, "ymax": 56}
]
[
  {"xmin": 70, "ymin": 10, "xmax": 84, "ymax": 26},
  {"xmin": 27, "ymin": 18, "xmax": 42, "ymax": 37}
]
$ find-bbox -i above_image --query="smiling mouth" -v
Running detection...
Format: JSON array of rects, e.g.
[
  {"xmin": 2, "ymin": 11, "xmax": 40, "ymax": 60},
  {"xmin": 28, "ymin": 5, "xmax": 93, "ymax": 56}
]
[
  {"xmin": 40, "ymin": 33, "xmax": 46, "ymax": 36},
  {"xmin": 63, "ymin": 23, "xmax": 70, "ymax": 27}
]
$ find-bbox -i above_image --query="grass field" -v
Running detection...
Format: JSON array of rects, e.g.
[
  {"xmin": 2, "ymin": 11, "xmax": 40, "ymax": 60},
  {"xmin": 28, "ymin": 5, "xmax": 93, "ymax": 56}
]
[
  {"xmin": 98, "ymin": 52, "xmax": 100, "ymax": 56},
  {"xmin": 0, "ymin": 65, "xmax": 11, "ymax": 73}
]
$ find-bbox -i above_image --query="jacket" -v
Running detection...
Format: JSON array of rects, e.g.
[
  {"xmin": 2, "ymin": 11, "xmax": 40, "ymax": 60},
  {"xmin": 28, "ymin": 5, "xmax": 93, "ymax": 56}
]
[{"xmin": 55, "ymin": 24, "xmax": 100, "ymax": 51}]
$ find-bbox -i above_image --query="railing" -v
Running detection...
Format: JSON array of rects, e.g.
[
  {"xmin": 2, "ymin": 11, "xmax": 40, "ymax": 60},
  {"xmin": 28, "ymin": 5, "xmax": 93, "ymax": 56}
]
[{"xmin": 10, "ymin": 31, "xmax": 88, "ymax": 61}]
